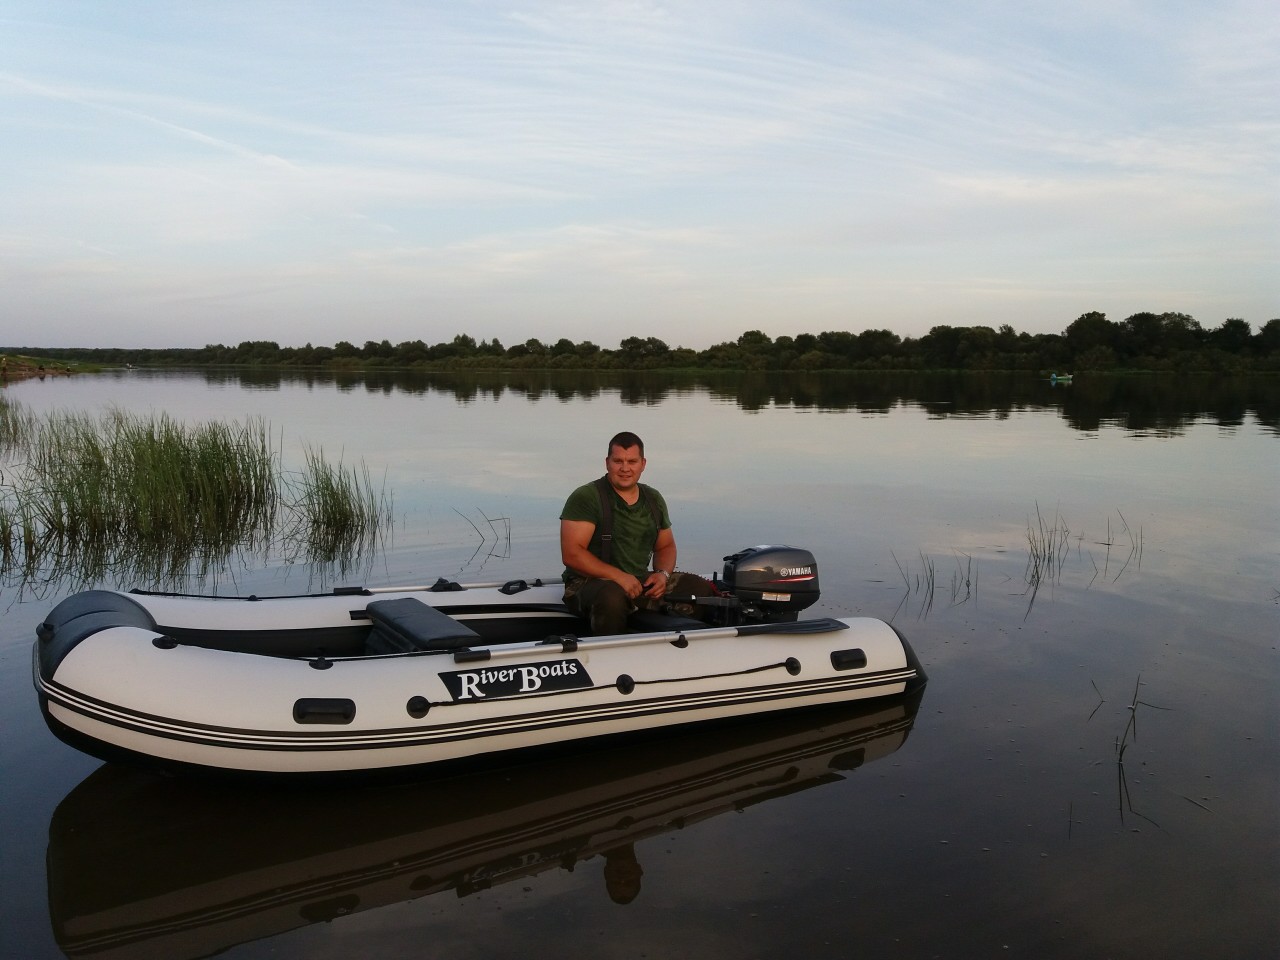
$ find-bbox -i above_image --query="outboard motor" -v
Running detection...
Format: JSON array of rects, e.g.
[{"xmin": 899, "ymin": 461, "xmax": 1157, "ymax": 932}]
[{"xmin": 718, "ymin": 545, "xmax": 820, "ymax": 622}]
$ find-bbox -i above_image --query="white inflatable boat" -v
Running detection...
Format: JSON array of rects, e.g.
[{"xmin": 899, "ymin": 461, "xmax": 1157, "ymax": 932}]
[{"xmin": 33, "ymin": 545, "xmax": 925, "ymax": 776}]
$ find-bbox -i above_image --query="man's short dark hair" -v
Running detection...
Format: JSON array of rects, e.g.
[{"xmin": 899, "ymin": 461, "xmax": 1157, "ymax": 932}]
[{"xmin": 608, "ymin": 431, "xmax": 644, "ymax": 457}]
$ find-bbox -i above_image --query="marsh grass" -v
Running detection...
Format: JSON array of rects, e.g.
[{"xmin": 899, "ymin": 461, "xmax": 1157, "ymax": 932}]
[
  {"xmin": 1017, "ymin": 505, "xmax": 1149, "ymax": 618},
  {"xmin": 22, "ymin": 411, "xmax": 277, "ymax": 552},
  {"xmin": 1085, "ymin": 510, "xmax": 1144, "ymax": 586},
  {"xmin": 891, "ymin": 548, "xmax": 976, "ymax": 621},
  {"xmin": 1081, "ymin": 675, "xmax": 1182, "ymax": 831},
  {"xmin": 1110, "ymin": 676, "xmax": 1173, "ymax": 828},
  {"xmin": 949, "ymin": 551, "xmax": 976, "ymax": 605},
  {"xmin": 0, "ymin": 391, "xmax": 38, "ymax": 455},
  {"xmin": 1022, "ymin": 503, "xmax": 1071, "ymax": 618},
  {"xmin": 1025, "ymin": 502, "xmax": 1070, "ymax": 586},
  {"xmin": 0, "ymin": 405, "xmax": 393, "ymax": 590},
  {"xmin": 281, "ymin": 447, "xmax": 393, "ymax": 569}
]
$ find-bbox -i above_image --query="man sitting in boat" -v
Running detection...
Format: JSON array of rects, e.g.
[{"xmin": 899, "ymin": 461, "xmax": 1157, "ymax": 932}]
[{"xmin": 560, "ymin": 431, "xmax": 714, "ymax": 634}]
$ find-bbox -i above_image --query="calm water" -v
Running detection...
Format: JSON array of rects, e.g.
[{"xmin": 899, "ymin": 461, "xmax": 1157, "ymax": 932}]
[{"xmin": 1, "ymin": 370, "xmax": 1276, "ymax": 959}]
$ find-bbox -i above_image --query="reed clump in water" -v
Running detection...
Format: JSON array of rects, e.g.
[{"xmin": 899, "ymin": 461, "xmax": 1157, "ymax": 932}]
[
  {"xmin": 889, "ymin": 548, "xmax": 977, "ymax": 621},
  {"xmin": 22, "ymin": 411, "xmax": 277, "ymax": 555},
  {"xmin": 0, "ymin": 390, "xmax": 38, "ymax": 456},
  {"xmin": 0, "ymin": 403, "xmax": 391, "ymax": 588},
  {"xmin": 1021, "ymin": 502, "xmax": 1070, "ymax": 618},
  {"xmin": 1025, "ymin": 502, "xmax": 1070, "ymax": 588},
  {"xmin": 282, "ymin": 447, "xmax": 392, "ymax": 567}
]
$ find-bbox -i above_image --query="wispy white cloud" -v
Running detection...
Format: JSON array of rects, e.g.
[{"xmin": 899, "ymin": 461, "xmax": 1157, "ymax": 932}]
[{"xmin": 0, "ymin": 0, "xmax": 1275, "ymax": 348}]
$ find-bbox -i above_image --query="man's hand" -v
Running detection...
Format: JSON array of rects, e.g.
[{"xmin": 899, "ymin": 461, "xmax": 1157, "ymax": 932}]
[
  {"xmin": 611, "ymin": 572, "xmax": 644, "ymax": 599},
  {"xmin": 641, "ymin": 569, "xmax": 668, "ymax": 599}
]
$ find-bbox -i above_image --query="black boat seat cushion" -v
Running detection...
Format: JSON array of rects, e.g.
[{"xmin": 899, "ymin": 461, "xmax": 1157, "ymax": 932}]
[{"xmin": 365, "ymin": 598, "xmax": 480, "ymax": 653}]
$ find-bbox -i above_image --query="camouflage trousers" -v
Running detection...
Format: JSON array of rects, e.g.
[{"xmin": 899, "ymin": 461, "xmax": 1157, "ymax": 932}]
[{"xmin": 563, "ymin": 570, "xmax": 716, "ymax": 635}]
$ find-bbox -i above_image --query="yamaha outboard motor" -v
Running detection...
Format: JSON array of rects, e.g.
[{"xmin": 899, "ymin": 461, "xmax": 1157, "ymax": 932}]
[{"xmin": 718, "ymin": 545, "xmax": 820, "ymax": 622}]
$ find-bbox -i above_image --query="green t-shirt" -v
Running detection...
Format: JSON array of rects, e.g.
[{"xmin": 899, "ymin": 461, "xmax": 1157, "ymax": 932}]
[{"xmin": 560, "ymin": 479, "xmax": 671, "ymax": 580}]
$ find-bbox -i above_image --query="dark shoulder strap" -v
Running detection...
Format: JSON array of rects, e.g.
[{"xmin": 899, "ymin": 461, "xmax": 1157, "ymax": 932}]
[
  {"xmin": 637, "ymin": 483, "xmax": 662, "ymax": 528},
  {"xmin": 593, "ymin": 476, "xmax": 615, "ymax": 565}
]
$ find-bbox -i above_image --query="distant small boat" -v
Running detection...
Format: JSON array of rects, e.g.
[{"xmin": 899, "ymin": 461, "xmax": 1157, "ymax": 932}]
[{"xmin": 1049, "ymin": 372, "xmax": 1073, "ymax": 383}]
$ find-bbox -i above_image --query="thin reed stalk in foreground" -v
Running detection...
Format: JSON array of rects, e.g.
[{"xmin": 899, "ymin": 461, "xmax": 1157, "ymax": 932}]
[{"xmin": 890, "ymin": 547, "xmax": 976, "ymax": 621}]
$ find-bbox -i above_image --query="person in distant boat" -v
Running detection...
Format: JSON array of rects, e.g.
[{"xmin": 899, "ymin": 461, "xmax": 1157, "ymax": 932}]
[{"xmin": 560, "ymin": 431, "xmax": 714, "ymax": 635}]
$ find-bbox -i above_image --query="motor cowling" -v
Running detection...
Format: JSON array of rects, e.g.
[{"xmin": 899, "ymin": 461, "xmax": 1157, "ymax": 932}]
[{"xmin": 720, "ymin": 545, "xmax": 820, "ymax": 621}]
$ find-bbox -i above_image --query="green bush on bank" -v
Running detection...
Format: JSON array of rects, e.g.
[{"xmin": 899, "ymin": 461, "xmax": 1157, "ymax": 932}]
[{"xmin": 6, "ymin": 311, "xmax": 1278, "ymax": 374}]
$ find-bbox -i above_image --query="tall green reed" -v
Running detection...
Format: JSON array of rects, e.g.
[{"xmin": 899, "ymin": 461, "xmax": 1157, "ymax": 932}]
[
  {"xmin": 1, "ymin": 406, "xmax": 392, "ymax": 591},
  {"xmin": 0, "ymin": 391, "xmax": 38, "ymax": 455},
  {"xmin": 282, "ymin": 447, "xmax": 392, "ymax": 569},
  {"xmin": 104, "ymin": 411, "xmax": 277, "ymax": 549}
]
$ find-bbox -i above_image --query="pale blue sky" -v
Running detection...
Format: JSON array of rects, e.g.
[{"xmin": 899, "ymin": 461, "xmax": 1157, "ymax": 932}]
[{"xmin": 2, "ymin": 1, "xmax": 1276, "ymax": 349}]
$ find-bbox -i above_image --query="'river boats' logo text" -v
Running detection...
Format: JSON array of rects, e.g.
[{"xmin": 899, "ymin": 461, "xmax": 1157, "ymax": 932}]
[{"xmin": 440, "ymin": 659, "xmax": 593, "ymax": 701}]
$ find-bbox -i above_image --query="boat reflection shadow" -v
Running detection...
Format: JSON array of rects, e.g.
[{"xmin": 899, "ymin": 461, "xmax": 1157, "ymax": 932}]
[{"xmin": 48, "ymin": 692, "xmax": 923, "ymax": 960}]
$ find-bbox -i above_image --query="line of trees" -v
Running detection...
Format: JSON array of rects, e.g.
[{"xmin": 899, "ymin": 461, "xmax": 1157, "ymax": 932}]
[{"xmin": 12, "ymin": 311, "xmax": 1280, "ymax": 373}]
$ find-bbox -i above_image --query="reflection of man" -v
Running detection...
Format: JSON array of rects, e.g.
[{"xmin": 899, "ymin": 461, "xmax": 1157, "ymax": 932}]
[
  {"xmin": 560, "ymin": 431, "xmax": 713, "ymax": 635},
  {"xmin": 601, "ymin": 844, "xmax": 644, "ymax": 904}
]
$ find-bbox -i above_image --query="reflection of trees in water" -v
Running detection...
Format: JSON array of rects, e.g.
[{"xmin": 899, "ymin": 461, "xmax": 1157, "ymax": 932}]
[
  {"xmin": 1057, "ymin": 374, "xmax": 1277, "ymax": 435},
  {"xmin": 198, "ymin": 369, "xmax": 1280, "ymax": 436}
]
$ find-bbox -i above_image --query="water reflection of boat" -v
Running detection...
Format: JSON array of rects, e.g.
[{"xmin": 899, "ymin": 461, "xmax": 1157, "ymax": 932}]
[{"xmin": 48, "ymin": 693, "xmax": 922, "ymax": 960}]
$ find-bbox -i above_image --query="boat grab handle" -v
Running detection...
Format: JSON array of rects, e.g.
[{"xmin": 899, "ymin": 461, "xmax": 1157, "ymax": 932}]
[{"xmin": 293, "ymin": 698, "xmax": 356, "ymax": 725}]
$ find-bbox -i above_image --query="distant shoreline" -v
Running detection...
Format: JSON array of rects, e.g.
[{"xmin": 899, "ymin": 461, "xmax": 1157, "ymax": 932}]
[
  {"xmin": 0, "ymin": 354, "xmax": 76, "ymax": 384},
  {"xmin": 5, "ymin": 311, "xmax": 1278, "ymax": 373}
]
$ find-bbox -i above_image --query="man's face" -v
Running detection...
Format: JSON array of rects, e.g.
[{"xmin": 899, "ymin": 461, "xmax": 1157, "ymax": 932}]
[{"xmin": 605, "ymin": 444, "xmax": 646, "ymax": 492}]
